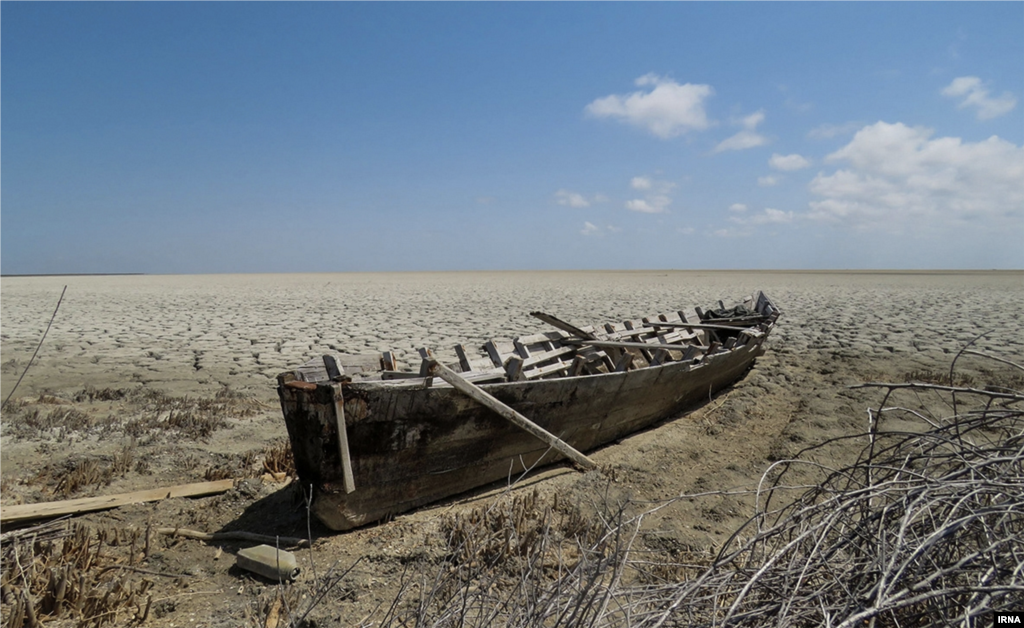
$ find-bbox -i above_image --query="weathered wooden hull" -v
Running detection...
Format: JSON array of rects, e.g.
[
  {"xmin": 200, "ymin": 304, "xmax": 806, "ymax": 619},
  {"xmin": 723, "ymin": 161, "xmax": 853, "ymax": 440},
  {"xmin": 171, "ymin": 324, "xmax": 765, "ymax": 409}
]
[{"xmin": 278, "ymin": 313, "xmax": 773, "ymax": 531}]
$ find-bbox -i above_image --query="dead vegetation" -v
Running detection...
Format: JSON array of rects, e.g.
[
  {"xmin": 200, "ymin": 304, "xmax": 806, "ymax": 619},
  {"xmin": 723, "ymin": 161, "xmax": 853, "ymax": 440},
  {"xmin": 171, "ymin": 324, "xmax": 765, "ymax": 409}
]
[
  {"xmin": 32, "ymin": 443, "xmax": 137, "ymax": 499},
  {"xmin": 1, "ymin": 520, "xmax": 158, "ymax": 627},
  {"xmin": 2, "ymin": 386, "xmax": 266, "ymax": 442}
]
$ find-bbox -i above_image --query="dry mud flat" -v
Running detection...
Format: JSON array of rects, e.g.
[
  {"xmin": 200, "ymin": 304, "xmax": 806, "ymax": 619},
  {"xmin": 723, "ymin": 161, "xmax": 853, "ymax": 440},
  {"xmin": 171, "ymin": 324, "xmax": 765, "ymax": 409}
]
[{"xmin": 1, "ymin": 270, "xmax": 1022, "ymax": 626}]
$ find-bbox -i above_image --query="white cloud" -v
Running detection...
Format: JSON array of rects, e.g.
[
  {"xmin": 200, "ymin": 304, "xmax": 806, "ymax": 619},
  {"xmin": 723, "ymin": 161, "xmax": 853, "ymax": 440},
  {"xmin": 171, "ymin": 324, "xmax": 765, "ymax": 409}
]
[
  {"xmin": 740, "ymin": 110, "xmax": 765, "ymax": 130},
  {"xmin": 585, "ymin": 75, "xmax": 714, "ymax": 139},
  {"xmin": 756, "ymin": 208, "xmax": 794, "ymax": 224},
  {"xmin": 729, "ymin": 207, "xmax": 794, "ymax": 226},
  {"xmin": 807, "ymin": 121, "xmax": 1024, "ymax": 231},
  {"xmin": 625, "ymin": 176, "xmax": 675, "ymax": 213},
  {"xmin": 630, "ymin": 176, "xmax": 653, "ymax": 190},
  {"xmin": 769, "ymin": 153, "xmax": 811, "ymax": 171},
  {"xmin": 729, "ymin": 203, "xmax": 748, "ymax": 213},
  {"xmin": 714, "ymin": 110, "xmax": 768, "ymax": 152},
  {"xmin": 678, "ymin": 227, "xmax": 695, "ymax": 235},
  {"xmin": 581, "ymin": 222, "xmax": 621, "ymax": 236},
  {"xmin": 942, "ymin": 76, "xmax": 1017, "ymax": 120},
  {"xmin": 808, "ymin": 122, "xmax": 862, "ymax": 140},
  {"xmin": 758, "ymin": 176, "xmax": 778, "ymax": 187},
  {"xmin": 625, "ymin": 196, "xmax": 671, "ymax": 214},
  {"xmin": 715, "ymin": 131, "xmax": 768, "ymax": 152},
  {"xmin": 555, "ymin": 189, "xmax": 591, "ymax": 208}
]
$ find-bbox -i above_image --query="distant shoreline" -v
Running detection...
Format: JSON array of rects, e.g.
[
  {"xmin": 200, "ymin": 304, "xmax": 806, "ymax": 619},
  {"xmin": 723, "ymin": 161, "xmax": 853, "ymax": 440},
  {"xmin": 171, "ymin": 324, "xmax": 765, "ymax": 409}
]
[
  {"xmin": 1, "ymin": 273, "xmax": 147, "ymax": 277},
  {"xmin": 1, "ymin": 269, "xmax": 1020, "ymax": 278}
]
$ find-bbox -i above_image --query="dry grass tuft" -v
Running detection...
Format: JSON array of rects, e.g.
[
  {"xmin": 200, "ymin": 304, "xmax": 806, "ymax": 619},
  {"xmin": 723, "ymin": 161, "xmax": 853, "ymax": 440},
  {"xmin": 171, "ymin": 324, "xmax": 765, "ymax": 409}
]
[
  {"xmin": 1, "ymin": 520, "xmax": 155, "ymax": 627},
  {"xmin": 261, "ymin": 440, "xmax": 297, "ymax": 479},
  {"xmin": 32, "ymin": 443, "xmax": 138, "ymax": 498},
  {"xmin": 4, "ymin": 386, "xmax": 267, "ymax": 443}
]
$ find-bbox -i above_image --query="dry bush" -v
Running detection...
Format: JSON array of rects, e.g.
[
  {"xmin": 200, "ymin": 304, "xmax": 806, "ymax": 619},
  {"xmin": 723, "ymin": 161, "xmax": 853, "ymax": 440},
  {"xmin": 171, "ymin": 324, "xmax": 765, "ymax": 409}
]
[
  {"xmin": 1, "ymin": 521, "xmax": 154, "ymax": 627},
  {"xmin": 262, "ymin": 440, "xmax": 297, "ymax": 478},
  {"xmin": 4, "ymin": 406, "xmax": 94, "ymax": 439},
  {"xmin": 0, "ymin": 397, "xmax": 30, "ymax": 412},
  {"xmin": 6, "ymin": 386, "xmax": 266, "ymax": 443},
  {"xmin": 120, "ymin": 389, "xmax": 265, "ymax": 441},
  {"xmin": 32, "ymin": 443, "xmax": 138, "ymax": 498},
  {"xmin": 73, "ymin": 387, "xmax": 130, "ymax": 403},
  {"xmin": 201, "ymin": 442, "xmax": 294, "ymax": 482}
]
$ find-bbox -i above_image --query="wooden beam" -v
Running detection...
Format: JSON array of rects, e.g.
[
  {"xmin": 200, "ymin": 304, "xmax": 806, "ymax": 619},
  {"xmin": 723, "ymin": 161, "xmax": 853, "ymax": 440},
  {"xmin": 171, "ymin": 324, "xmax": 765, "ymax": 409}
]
[
  {"xmin": 642, "ymin": 321, "xmax": 761, "ymax": 332},
  {"xmin": 504, "ymin": 355, "xmax": 525, "ymax": 381},
  {"xmin": 0, "ymin": 480, "xmax": 236, "ymax": 525},
  {"xmin": 529, "ymin": 311, "xmax": 596, "ymax": 339},
  {"xmin": 455, "ymin": 344, "xmax": 473, "ymax": 372},
  {"xmin": 322, "ymin": 355, "xmax": 345, "ymax": 382},
  {"xmin": 157, "ymin": 527, "xmax": 310, "ymax": 549},
  {"xmin": 426, "ymin": 360, "xmax": 597, "ymax": 471},
  {"xmin": 613, "ymin": 351, "xmax": 635, "ymax": 372},
  {"xmin": 564, "ymin": 338, "xmax": 697, "ymax": 352},
  {"xmin": 332, "ymin": 387, "xmax": 356, "ymax": 494}
]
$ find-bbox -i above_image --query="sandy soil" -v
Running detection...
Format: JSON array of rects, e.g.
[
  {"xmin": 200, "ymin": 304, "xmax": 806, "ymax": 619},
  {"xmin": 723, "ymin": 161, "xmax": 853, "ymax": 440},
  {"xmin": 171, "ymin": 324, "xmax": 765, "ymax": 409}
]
[{"xmin": 1, "ymin": 270, "xmax": 1022, "ymax": 626}]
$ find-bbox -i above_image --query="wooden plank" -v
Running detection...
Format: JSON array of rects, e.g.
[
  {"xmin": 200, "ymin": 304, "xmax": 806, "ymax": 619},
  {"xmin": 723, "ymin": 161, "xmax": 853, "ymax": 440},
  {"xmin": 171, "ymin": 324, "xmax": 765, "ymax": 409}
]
[
  {"xmin": 455, "ymin": 344, "xmax": 494, "ymax": 372},
  {"xmin": 643, "ymin": 321, "xmax": 761, "ymax": 332},
  {"xmin": 505, "ymin": 355, "xmax": 525, "ymax": 381},
  {"xmin": 1, "ymin": 480, "xmax": 236, "ymax": 524},
  {"xmin": 295, "ymin": 360, "xmax": 329, "ymax": 383},
  {"xmin": 381, "ymin": 370, "xmax": 425, "ymax": 380},
  {"xmin": 381, "ymin": 351, "xmax": 399, "ymax": 372},
  {"xmin": 607, "ymin": 326, "xmax": 651, "ymax": 340},
  {"xmin": 157, "ymin": 527, "xmax": 309, "ymax": 549},
  {"xmin": 515, "ymin": 330, "xmax": 569, "ymax": 345},
  {"xmin": 564, "ymin": 338, "xmax": 691, "ymax": 351},
  {"xmin": 614, "ymin": 351, "xmax": 635, "ymax": 372},
  {"xmin": 523, "ymin": 360, "xmax": 571, "ymax": 380},
  {"xmin": 426, "ymin": 360, "xmax": 597, "ymax": 471},
  {"xmin": 383, "ymin": 368, "xmax": 507, "ymax": 386},
  {"xmin": 569, "ymin": 355, "xmax": 587, "ymax": 376},
  {"xmin": 322, "ymin": 355, "xmax": 345, "ymax": 382},
  {"xmin": 622, "ymin": 320, "xmax": 655, "ymax": 362},
  {"xmin": 529, "ymin": 311, "xmax": 596, "ymax": 339},
  {"xmin": 417, "ymin": 349, "xmax": 434, "ymax": 376},
  {"xmin": 521, "ymin": 345, "xmax": 576, "ymax": 369},
  {"xmin": 332, "ymin": 388, "xmax": 356, "ymax": 494},
  {"xmin": 334, "ymin": 353, "xmax": 382, "ymax": 375},
  {"xmin": 485, "ymin": 339, "xmax": 515, "ymax": 368},
  {"xmin": 513, "ymin": 338, "xmax": 533, "ymax": 360},
  {"xmin": 455, "ymin": 344, "xmax": 473, "ymax": 372}
]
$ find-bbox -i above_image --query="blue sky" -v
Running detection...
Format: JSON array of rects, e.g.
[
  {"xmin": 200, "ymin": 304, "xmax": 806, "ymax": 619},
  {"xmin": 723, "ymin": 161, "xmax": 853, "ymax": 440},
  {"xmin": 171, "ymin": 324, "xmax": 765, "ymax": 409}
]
[{"xmin": 2, "ymin": 2, "xmax": 1022, "ymax": 274}]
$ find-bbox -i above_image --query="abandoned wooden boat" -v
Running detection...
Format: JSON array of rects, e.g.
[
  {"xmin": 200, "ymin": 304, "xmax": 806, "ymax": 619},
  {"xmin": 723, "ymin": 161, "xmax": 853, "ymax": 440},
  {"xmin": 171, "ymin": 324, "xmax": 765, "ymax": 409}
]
[{"xmin": 277, "ymin": 291, "xmax": 780, "ymax": 530}]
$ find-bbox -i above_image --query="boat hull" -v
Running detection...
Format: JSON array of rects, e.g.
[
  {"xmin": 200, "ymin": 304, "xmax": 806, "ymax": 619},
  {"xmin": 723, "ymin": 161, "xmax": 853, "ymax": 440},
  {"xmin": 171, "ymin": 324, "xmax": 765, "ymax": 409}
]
[{"xmin": 278, "ymin": 334, "xmax": 768, "ymax": 531}]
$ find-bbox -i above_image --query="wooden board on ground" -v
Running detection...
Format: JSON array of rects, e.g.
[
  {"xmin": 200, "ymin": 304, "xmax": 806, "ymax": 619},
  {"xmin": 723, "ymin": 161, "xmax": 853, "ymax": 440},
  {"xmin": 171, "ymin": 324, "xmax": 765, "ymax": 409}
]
[{"xmin": 1, "ymin": 479, "xmax": 236, "ymax": 525}]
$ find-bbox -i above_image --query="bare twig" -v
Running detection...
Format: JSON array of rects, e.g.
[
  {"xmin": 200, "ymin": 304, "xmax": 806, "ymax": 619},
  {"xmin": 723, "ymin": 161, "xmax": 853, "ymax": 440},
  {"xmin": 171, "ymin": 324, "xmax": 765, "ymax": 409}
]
[{"xmin": 2, "ymin": 285, "xmax": 67, "ymax": 412}]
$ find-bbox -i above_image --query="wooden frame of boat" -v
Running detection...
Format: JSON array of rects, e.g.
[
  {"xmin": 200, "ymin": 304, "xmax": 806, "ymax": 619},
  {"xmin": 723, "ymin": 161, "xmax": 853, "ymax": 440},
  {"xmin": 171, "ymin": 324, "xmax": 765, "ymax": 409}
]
[{"xmin": 277, "ymin": 291, "xmax": 780, "ymax": 531}]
